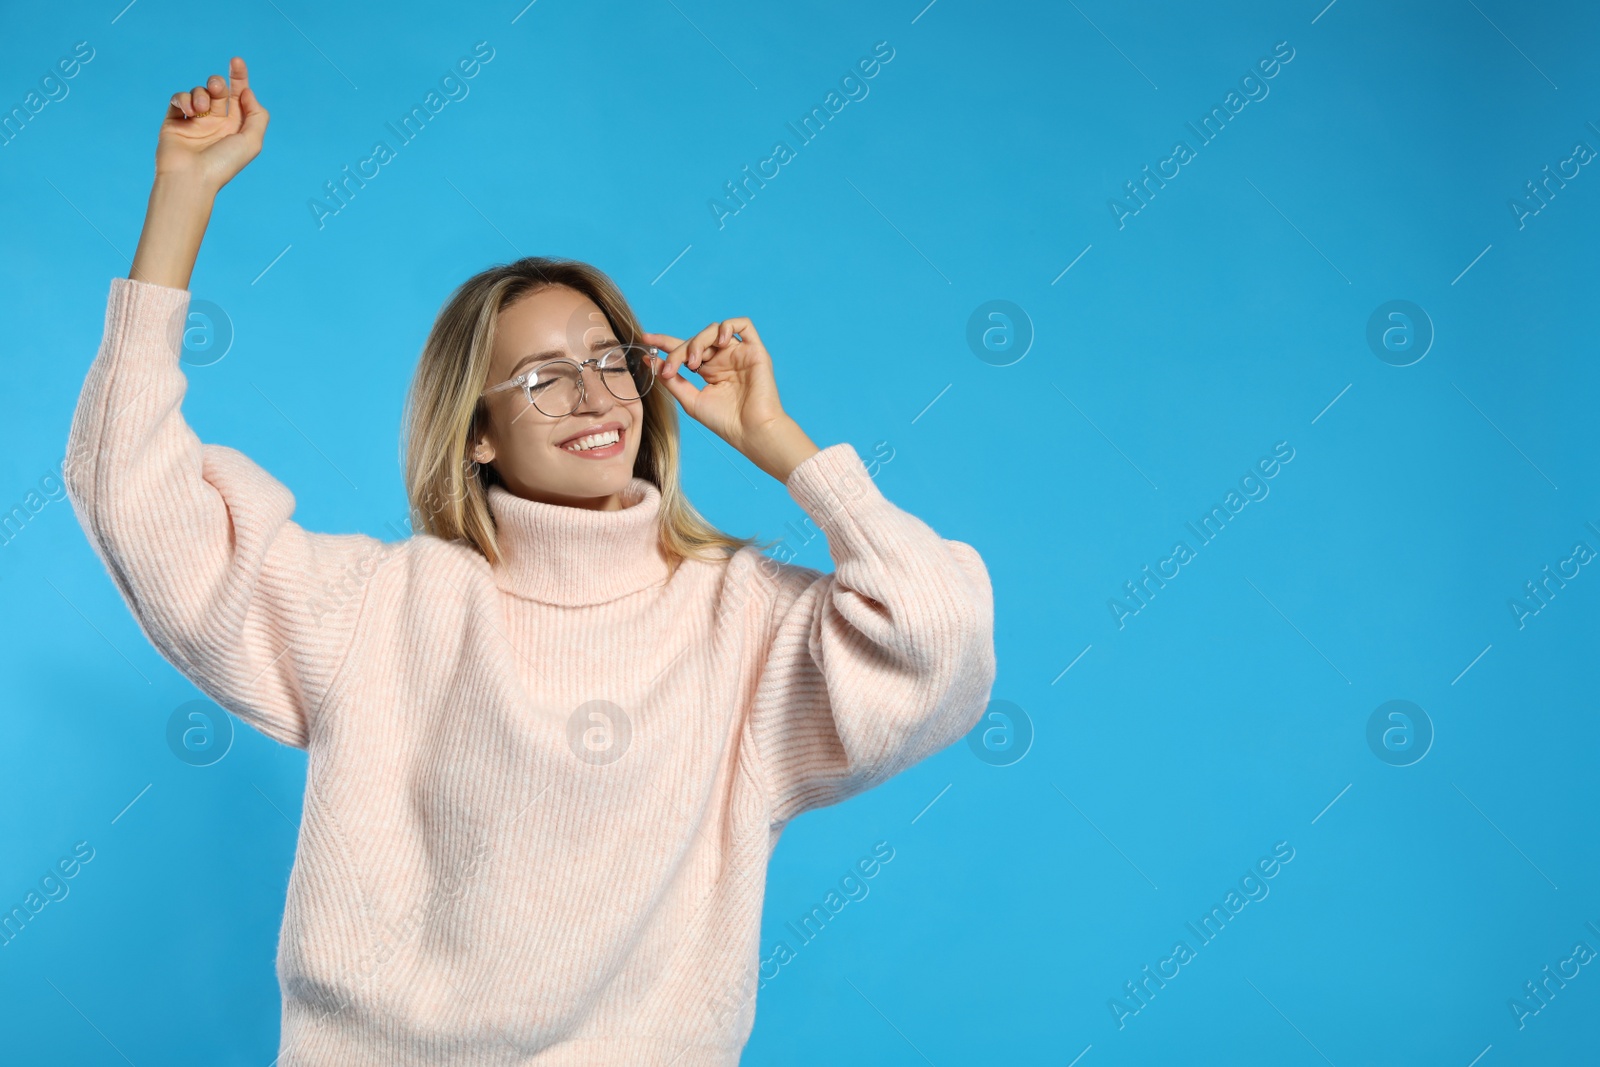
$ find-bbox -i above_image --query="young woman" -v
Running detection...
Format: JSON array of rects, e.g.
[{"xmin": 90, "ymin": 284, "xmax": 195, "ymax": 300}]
[{"xmin": 65, "ymin": 57, "xmax": 996, "ymax": 1065}]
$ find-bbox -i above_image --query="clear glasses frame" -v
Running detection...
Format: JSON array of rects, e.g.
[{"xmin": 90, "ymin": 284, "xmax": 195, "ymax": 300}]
[{"xmin": 480, "ymin": 343, "xmax": 661, "ymax": 418}]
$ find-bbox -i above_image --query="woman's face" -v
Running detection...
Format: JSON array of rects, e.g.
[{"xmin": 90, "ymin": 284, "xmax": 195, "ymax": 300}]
[{"xmin": 473, "ymin": 284, "xmax": 647, "ymax": 510}]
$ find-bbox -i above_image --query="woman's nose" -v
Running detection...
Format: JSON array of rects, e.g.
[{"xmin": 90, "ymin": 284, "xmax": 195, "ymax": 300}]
[{"xmin": 575, "ymin": 364, "xmax": 613, "ymax": 413}]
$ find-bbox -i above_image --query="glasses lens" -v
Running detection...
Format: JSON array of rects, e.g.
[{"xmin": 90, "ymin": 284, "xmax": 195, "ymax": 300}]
[
  {"xmin": 526, "ymin": 362, "xmax": 582, "ymax": 417},
  {"xmin": 600, "ymin": 344, "xmax": 656, "ymax": 402}
]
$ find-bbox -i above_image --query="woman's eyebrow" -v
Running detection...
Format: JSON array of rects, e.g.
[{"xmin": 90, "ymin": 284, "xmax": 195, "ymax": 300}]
[
  {"xmin": 509, "ymin": 337, "xmax": 620, "ymax": 376},
  {"xmin": 509, "ymin": 349, "xmax": 564, "ymax": 375}
]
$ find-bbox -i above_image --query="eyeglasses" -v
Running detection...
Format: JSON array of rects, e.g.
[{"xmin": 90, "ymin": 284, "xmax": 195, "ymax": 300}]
[{"xmin": 481, "ymin": 343, "xmax": 659, "ymax": 418}]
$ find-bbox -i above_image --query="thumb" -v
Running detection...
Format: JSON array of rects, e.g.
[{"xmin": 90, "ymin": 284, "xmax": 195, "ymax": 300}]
[{"xmin": 237, "ymin": 85, "xmax": 269, "ymax": 145}]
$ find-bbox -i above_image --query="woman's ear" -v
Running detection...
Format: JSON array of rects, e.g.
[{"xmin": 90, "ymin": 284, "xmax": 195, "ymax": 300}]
[
  {"xmin": 468, "ymin": 412, "xmax": 495, "ymax": 466},
  {"xmin": 467, "ymin": 403, "xmax": 492, "ymax": 463}
]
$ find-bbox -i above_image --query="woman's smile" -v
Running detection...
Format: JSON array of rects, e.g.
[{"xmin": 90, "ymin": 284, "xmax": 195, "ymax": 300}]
[{"xmin": 557, "ymin": 422, "xmax": 626, "ymax": 458}]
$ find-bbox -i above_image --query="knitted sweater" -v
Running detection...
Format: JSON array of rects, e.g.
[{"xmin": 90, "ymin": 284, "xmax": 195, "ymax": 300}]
[{"xmin": 64, "ymin": 276, "xmax": 998, "ymax": 1066}]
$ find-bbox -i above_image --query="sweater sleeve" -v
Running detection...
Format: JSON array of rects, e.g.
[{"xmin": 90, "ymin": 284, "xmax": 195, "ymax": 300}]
[
  {"xmin": 62, "ymin": 276, "xmax": 393, "ymax": 750},
  {"xmin": 742, "ymin": 442, "xmax": 998, "ymax": 826}
]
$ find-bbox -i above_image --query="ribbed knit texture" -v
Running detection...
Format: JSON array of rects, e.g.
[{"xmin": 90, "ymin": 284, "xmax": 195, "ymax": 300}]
[{"xmin": 64, "ymin": 276, "xmax": 998, "ymax": 1065}]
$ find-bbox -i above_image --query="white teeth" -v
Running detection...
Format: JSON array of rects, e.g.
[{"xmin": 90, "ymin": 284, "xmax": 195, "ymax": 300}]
[{"xmin": 563, "ymin": 429, "xmax": 620, "ymax": 452}]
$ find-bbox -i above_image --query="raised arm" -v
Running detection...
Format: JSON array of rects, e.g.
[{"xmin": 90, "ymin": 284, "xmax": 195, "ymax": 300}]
[
  {"xmin": 129, "ymin": 56, "xmax": 267, "ymax": 290},
  {"xmin": 639, "ymin": 315, "xmax": 998, "ymax": 825},
  {"xmin": 740, "ymin": 444, "xmax": 998, "ymax": 825},
  {"xmin": 64, "ymin": 58, "xmax": 392, "ymax": 749}
]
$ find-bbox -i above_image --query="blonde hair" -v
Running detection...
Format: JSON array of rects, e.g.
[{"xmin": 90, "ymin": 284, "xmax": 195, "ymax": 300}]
[{"xmin": 401, "ymin": 256, "xmax": 768, "ymax": 569}]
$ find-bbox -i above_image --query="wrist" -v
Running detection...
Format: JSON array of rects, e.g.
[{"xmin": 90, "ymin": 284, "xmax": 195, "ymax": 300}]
[
  {"xmin": 741, "ymin": 415, "xmax": 819, "ymax": 485},
  {"xmin": 130, "ymin": 175, "xmax": 217, "ymax": 290},
  {"xmin": 150, "ymin": 169, "xmax": 222, "ymax": 206}
]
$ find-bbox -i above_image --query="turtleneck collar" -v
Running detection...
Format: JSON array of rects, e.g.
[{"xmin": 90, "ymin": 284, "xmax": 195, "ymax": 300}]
[{"xmin": 485, "ymin": 477, "xmax": 672, "ymax": 605}]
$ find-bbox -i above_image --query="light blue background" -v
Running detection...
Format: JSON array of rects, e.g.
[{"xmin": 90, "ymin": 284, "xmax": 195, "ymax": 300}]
[{"xmin": 2, "ymin": 1, "xmax": 1597, "ymax": 1063}]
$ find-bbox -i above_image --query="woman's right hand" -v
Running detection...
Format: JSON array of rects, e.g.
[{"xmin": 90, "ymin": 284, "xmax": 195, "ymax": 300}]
[{"xmin": 157, "ymin": 55, "xmax": 269, "ymax": 192}]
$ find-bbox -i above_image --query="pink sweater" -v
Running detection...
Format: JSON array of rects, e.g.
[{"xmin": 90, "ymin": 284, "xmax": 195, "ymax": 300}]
[{"xmin": 64, "ymin": 276, "xmax": 997, "ymax": 1065}]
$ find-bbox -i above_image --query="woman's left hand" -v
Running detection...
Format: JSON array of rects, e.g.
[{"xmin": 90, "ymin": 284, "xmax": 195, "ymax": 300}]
[{"xmin": 639, "ymin": 318, "xmax": 789, "ymax": 453}]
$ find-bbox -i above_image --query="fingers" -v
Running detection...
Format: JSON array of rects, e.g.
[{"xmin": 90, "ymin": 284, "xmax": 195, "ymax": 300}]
[
  {"xmin": 168, "ymin": 62, "xmax": 251, "ymax": 121},
  {"xmin": 169, "ymin": 84, "xmax": 215, "ymax": 119},
  {"xmin": 238, "ymin": 84, "xmax": 268, "ymax": 140},
  {"xmin": 693, "ymin": 317, "xmax": 761, "ymax": 371},
  {"xmin": 207, "ymin": 74, "xmax": 228, "ymax": 112},
  {"xmin": 237, "ymin": 62, "xmax": 268, "ymax": 141},
  {"xmin": 716, "ymin": 317, "xmax": 759, "ymax": 347},
  {"xmin": 640, "ymin": 319, "xmax": 758, "ymax": 378},
  {"xmin": 684, "ymin": 321, "xmax": 724, "ymax": 371},
  {"xmin": 219, "ymin": 56, "xmax": 267, "ymax": 138}
]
